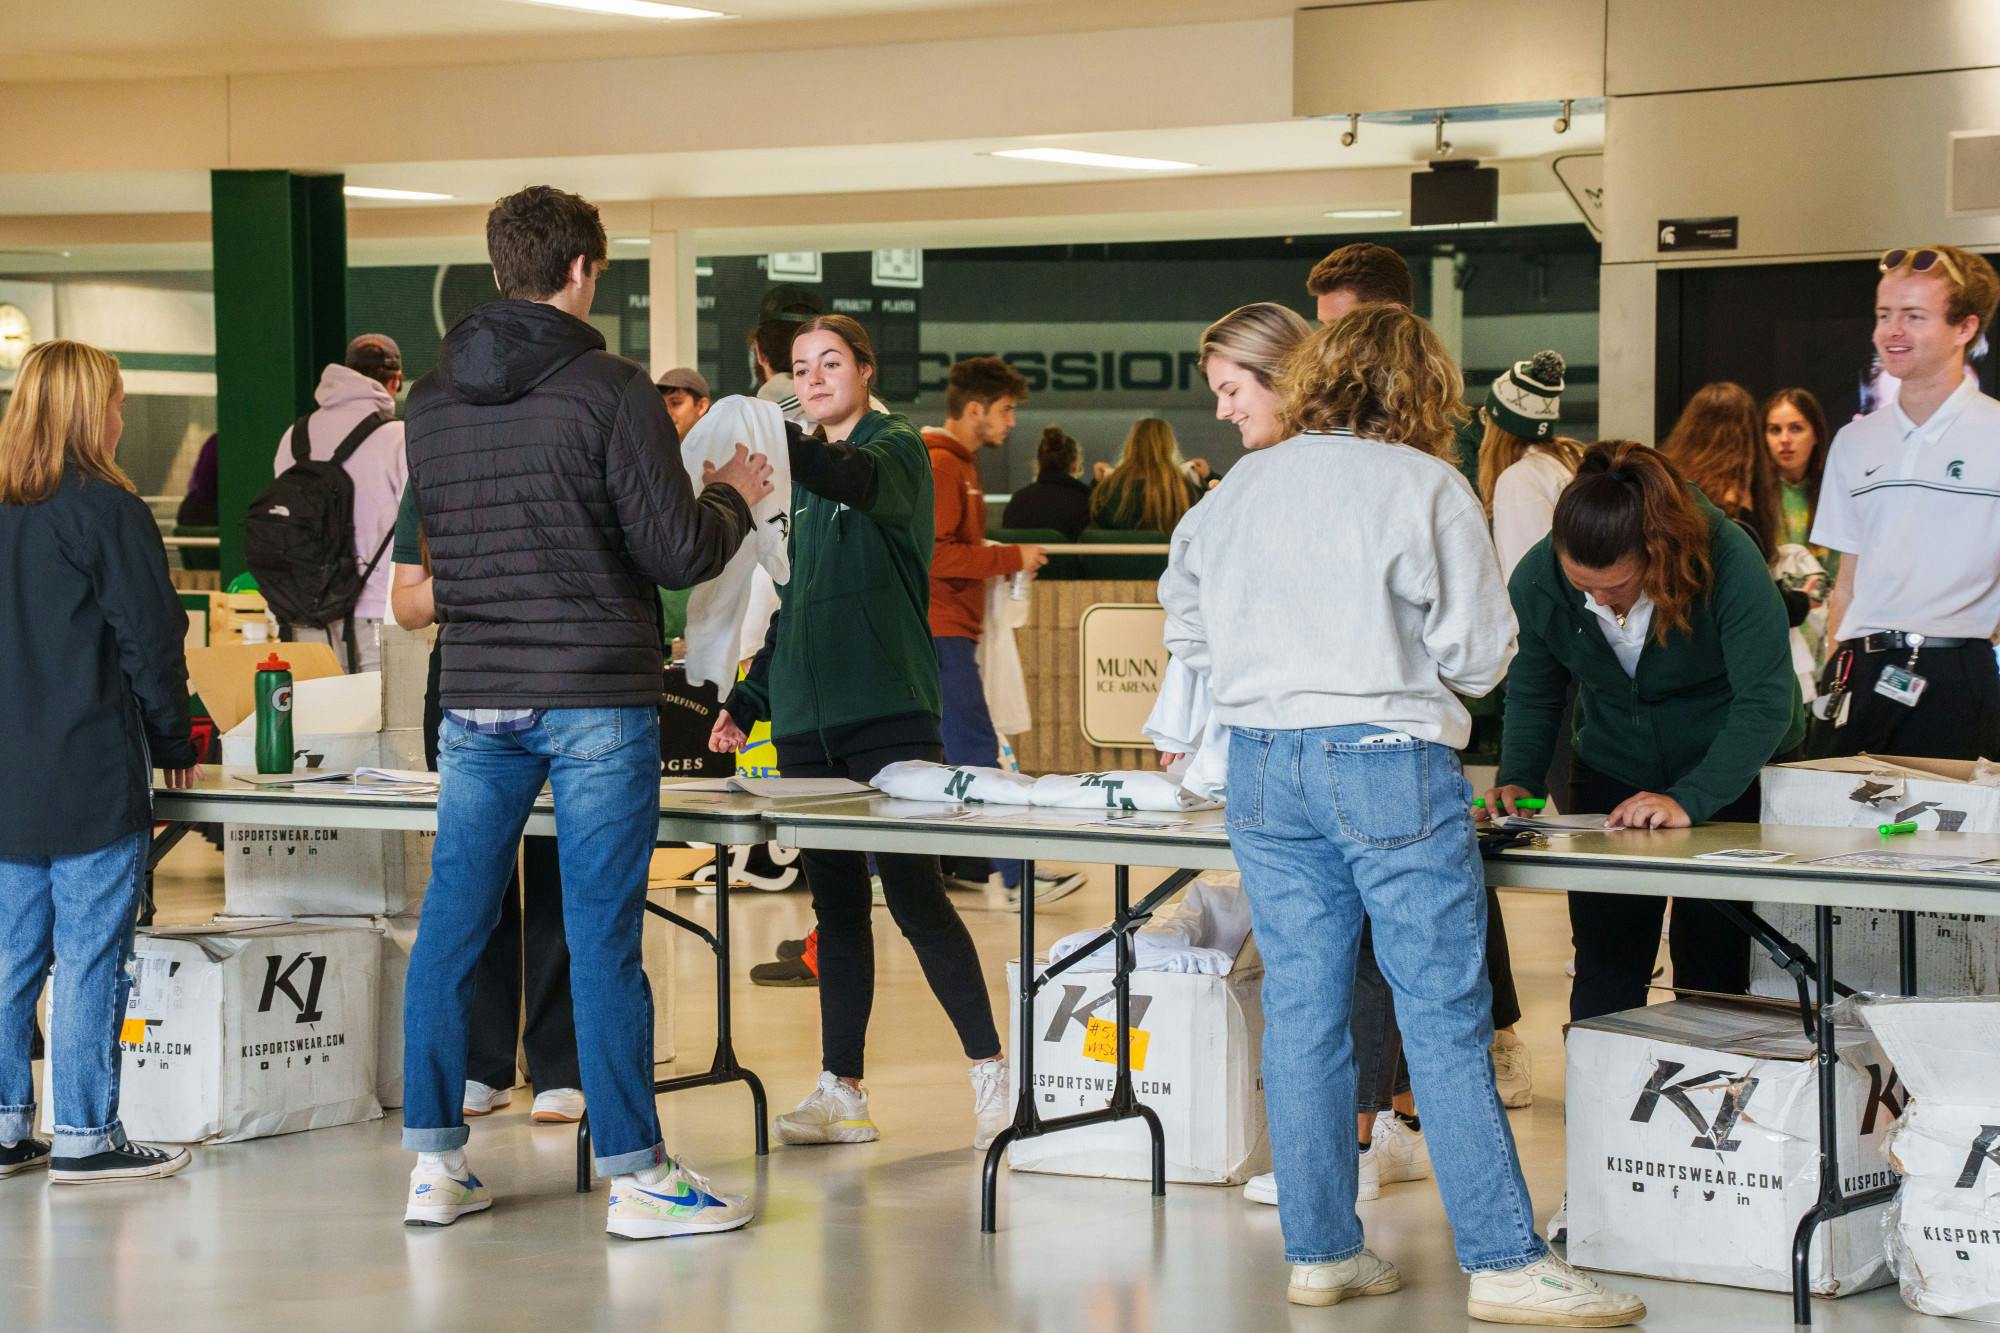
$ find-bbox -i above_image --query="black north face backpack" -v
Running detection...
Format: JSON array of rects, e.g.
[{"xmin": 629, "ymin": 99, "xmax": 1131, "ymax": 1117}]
[{"xmin": 244, "ymin": 410, "xmax": 394, "ymax": 671}]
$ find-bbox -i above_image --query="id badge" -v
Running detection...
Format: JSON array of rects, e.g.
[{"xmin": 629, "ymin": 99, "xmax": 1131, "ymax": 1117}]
[{"xmin": 1874, "ymin": 666, "xmax": 1929, "ymax": 708}]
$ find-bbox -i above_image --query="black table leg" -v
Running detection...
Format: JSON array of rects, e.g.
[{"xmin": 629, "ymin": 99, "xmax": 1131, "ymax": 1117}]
[
  {"xmin": 144, "ymin": 820, "xmax": 194, "ymax": 929},
  {"xmin": 1898, "ymin": 910, "xmax": 1918, "ymax": 997},
  {"xmin": 981, "ymin": 857, "xmax": 1039, "ymax": 1232}
]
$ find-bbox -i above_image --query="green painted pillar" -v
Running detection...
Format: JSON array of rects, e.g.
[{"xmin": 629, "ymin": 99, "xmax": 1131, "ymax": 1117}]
[{"xmin": 210, "ymin": 170, "xmax": 347, "ymax": 582}]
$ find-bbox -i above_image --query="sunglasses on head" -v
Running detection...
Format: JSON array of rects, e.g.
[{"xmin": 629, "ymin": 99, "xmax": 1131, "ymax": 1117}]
[{"xmin": 1880, "ymin": 247, "xmax": 1967, "ymax": 287}]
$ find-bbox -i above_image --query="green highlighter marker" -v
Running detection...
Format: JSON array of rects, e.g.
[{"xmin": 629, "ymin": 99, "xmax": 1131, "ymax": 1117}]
[
  {"xmin": 1878, "ymin": 820, "xmax": 1920, "ymax": 837},
  {"xmin": 1474, "ymin": 797, "xmax": 1547, "ymax": 812}
]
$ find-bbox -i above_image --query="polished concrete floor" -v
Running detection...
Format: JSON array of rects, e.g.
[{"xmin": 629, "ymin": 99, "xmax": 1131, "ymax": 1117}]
[{"xmin": 1, "ymin": 842, "xmax": 1947, "ymax": 1331}]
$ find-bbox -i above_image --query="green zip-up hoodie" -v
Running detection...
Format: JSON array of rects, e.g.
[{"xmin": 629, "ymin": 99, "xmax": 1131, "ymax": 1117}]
[
  {"xmin": 731, "ymin": 411, "xmax": 941, "ymax": 747},
  {"xmin": 1497, "ymin": 490, "xmax": 1805, "ymax": 824}
]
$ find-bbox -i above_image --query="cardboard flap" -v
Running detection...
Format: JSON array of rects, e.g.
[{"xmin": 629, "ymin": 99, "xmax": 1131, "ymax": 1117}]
[
  {"xmin": 1857, "ymin": 996, "xmax": 2000, "ymax": 1107},
  {"xmin": 1571, "ymin": 994, "xmax": 1872, "ymax": 1062},
  {"xmin": 1773, "ymin": 754, "xmax": 1990, "ymax": 785},
  {"xmin": 186, "ymin": 642, "xmax": 344, "ymax": 733},
  {"xmin": 221, "ymin": 671, "xmax": 381, "ymax": 740}
]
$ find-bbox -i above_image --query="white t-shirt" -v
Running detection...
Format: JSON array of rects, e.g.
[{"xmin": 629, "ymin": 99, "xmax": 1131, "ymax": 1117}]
[
  {"xmin": 1491, "ymin": 450, "xmax": 1573, "ymax": 583},
  {"xmin": 1812, "ymin": 377, "xmax": 2000, "ymax": 641},
  {"xmin": 1583, "ymin": 591, "xmax": 1654, "ymax": 677}
]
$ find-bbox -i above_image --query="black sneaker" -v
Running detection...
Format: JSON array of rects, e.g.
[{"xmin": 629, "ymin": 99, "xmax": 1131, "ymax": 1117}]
[
  {"xmin": 774, "ymin": 937, "xmax": 808, "ymax": 962},
  {"xmin": 50, "ymin": 1141, "xmax": 191, "ymax": 1185},
  {"xmin": 750, "ymin": 956, "xmax": 818, "ymax": 987},
  {"xmin": 0, "ymin": 1138, "xmax": 51, "ymax": 1178}
]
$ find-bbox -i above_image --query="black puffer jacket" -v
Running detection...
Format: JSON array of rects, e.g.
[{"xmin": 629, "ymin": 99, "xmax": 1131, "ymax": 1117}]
[{"xmin": 405, "ymin": 300, "xmax": 753, "ymax": 707}]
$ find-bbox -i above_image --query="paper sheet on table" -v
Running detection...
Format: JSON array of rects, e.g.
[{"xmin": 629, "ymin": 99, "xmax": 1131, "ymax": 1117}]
[
  {"xmin": 352, "ymin": 767, "xmax": 440, "ymax": 784},
  {"xmin": 230, "ymin": 770, "xmax": 353, "ymax": 787},
  {"xmin": 1493, "ymin": 812, "xmax": 1610, "ymax": 833},
  {"xmin": 663, "ymin": 776, "xmax": 872, "ymax": 798},
  {"xmin": 1803, "ymin": 850, "xmax": 1995, "ymax": 872}
]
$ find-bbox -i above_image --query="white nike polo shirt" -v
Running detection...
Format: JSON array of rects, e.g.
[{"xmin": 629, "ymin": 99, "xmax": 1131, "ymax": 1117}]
[{"xmin": 1812, "ymin": 376, "xmax": 2000, "ymax": 641}]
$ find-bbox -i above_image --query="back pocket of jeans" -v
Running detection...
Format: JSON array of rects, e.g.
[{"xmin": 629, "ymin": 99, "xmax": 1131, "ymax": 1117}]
[
  {"xmin": 544, "ymin": 708, "xmax": 625, "ymax": 761},
  {"xmin": 1322, "ymin": 737, "xmax": 1431, "ymax": 849},
  {"xmin": 1224, "ymin": 728, "xmax": 1273, "ymax": 832}
]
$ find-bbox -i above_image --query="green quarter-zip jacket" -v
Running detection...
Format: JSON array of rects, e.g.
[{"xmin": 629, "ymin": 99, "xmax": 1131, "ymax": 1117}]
[{"xmin": 1497, "ymin": 489, "xmax": 1805, "ymax": 824}]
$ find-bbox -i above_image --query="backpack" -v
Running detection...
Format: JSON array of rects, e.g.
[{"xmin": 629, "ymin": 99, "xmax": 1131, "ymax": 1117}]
[{"xmin": 244, "ymin": 410, "xmax": 395, "ymax": 671}]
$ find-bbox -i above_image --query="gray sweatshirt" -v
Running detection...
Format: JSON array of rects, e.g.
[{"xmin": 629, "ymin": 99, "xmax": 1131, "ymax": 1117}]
[{"xmin": 1158, "ymin": 430, "xmax": 1516, "ymax": 748}]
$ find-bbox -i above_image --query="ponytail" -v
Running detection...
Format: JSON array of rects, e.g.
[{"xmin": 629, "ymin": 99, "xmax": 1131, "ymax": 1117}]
[
  {"xmin": 1551, "ymin": 440, "xmax": 1712, "ymax": 645},
  {"xmin": 1036, "ymin": 425, "xmax": 1080, "ymax": 477}
]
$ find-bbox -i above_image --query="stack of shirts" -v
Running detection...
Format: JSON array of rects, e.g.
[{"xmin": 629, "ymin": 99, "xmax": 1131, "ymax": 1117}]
[{"xmin": 871, "ymin": 760, "xmax": 1218, "ymax": 812}]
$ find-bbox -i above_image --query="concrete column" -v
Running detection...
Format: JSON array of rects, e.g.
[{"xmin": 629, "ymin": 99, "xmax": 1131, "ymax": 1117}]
[
  {"xmin": 646, "ymin": 224, "xmax": 700, "ymax": 378},
  {"xmin": 1429, "ymin": 252, "xmax": 1465, "ymax": 368},
  {"xmin": 1598, "ymin": 262, "xmax": 1657, "ymax": 443}
]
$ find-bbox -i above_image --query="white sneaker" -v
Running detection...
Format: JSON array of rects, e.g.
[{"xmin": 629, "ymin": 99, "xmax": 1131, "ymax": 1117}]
[
  {"xmin": 1466, "ymin": 1252, "xmax": 1645, "ymax": 1327},
  {"xmin": 606, "ymin": 1158, "xmax": 753, "ymax": 1239},
  {"xmin": 1546, "ymin": 1195, "xmax": 1568, "ymax": 1245},
  {"xmin": 1032, "ymin": 869, "xmax": 1088, "ymax": 903},
  {"xmin": 1288, "ymin": 1249, "xmax": 1401, "ymax": 1307},
  {"xmin": 1243, "ymin": 1171, "xmax": 1278, "ymax": 1205},
  {"xmin": 1243, "ymin": 1148, "xmax": 1379, "ymax": 1207},
  {"xmin": 775, "ymin": 1072, "xmax": 880, "ymax": 1145},
  {"xmin": 971, "ymin": 1059, "xmax": 1011, "ymax": 1150},
  {"xmin": 461, "ymin": 1081, "xmax": 512, "ymax": 1117},
  {"xmin": 1493, "ymin": 1030, "xmax": 1533, "ymax": 1109},
  {"xmin": 1371, "ymin": 1112, "xmax": 1431, "ymax": 1185},
  {"xmin": 404, "ymin": 1153, "xmax": 492, "ymax": 1227},
  {"xmin": 531, "ymin": 1088, "xmax": 585, "ymax": 1124}
]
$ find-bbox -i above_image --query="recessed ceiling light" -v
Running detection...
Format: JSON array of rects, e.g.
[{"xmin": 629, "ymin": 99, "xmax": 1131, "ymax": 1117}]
[
  {"xmin": 511, "ymin": 0, "xmax": 727, "ymax": 18},
  {"xmin": 612, "ymin": 237, "xmax": 651, "ymax": 246},
  {"xmin": 990, "ymin": 148, "xmax": 1199, "ymax": 172},
  {"xmin": 1324, "ymin": 208, "xmax": 1403, "ymax": 220},
  {"xmin": 344, "ymin": 186, "xmax": 455, "ymax": 202}
]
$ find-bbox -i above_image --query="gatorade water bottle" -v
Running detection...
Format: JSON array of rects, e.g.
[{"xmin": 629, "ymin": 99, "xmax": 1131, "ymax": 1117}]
[{"xmin": 254, "ymin": 653, "xmax": 294, "ymax": 774}]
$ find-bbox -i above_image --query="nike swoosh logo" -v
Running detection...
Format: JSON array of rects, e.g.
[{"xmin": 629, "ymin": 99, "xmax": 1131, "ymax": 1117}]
[
  {"xmin": 1864, "ymin": 465, "xmax": 1884, "ymax": 476},
  {"xmin": 637, "ymin": 1184, "xmax": 715, "ymax": 1208}
]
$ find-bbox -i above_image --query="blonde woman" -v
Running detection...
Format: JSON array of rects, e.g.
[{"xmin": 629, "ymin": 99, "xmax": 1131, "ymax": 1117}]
[
  {"xmin": 1475, "ymin": 351, "xmax": 1586, "ymax": 582},
  {"xmin": 1160, "ymin": 305, "xmax": 1644, "ymax": 1324},
  {"xmin": 0, "ymin": 340, "xmax": 198, "ymax": 1185},
  {"xmin": 1090, "ymin": 416, "xmax": 1202, "ymax": 533}
]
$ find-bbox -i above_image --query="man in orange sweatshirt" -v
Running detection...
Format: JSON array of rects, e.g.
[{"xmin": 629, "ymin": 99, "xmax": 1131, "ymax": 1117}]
[{"xmin": 924, "ymin": 358, "xmax": 1080, "ymax": 902}]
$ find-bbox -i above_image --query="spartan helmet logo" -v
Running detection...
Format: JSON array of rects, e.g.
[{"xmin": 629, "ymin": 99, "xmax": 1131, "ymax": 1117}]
[{"xmin": 1948, "ymin": 459, "xmax": 1966, "ymax": 480}]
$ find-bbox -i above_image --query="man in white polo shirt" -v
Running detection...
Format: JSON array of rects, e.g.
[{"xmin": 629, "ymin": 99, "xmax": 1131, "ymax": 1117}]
[{"xmin": 1813, "ymin": 243, "xmax": 2000, "ymax": 760}]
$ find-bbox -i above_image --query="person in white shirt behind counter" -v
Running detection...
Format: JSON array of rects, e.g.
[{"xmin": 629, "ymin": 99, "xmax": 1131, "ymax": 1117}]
[{"xmin": 1158, "ymin": 303, "xmax": 1645, "ymax": 1327}]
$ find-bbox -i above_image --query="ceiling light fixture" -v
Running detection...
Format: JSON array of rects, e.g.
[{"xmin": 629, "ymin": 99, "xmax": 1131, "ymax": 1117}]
[
  {"xmin": 344, "ymin": 186, "xmax": 455, "ymax": 202},
  {"xmin": 989, "ymin": 148, "xmax": 1198, "ymax": 172},
  {"xmin": 1325, "ymin": 208, "xmax": 1403, "ymax": 220},
  {"xmin": 512, "ymin": 0, "xmax": 727, "ymax": 19},
  {"xmin": 612, "ymin": 237, "xmax": 652, "ymax": 246}
]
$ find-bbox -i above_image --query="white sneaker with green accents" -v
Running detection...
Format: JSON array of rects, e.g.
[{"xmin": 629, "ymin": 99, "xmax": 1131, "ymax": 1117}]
[
  {"xmin": 776, "ymin": 1071, "xmax": 880, "ymax": 1145},
  {"xmin": 1287, "ymin": 1249, "xmax": 1401, "ymax": 1307},
  {"xmin": 404, "ymin": 1152, "xmax": 491, "ymax": 1227},
  {"xmin": 606, "ymin": 1159, "xmax": 753, "ymax": 1239},
  {"xmin": 1466, "ymin": 1253, "xmax": 1646, "ymax": 1327}
]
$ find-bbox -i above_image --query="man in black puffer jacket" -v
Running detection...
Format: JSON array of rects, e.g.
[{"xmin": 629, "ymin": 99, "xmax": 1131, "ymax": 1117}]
[{"xmin": 398, "ymin": 185, "xmax": 773, "ymax": 1240}]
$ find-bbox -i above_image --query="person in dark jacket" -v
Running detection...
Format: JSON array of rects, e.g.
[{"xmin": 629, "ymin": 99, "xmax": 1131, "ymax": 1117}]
[
  {"xmin": 1483, "ymin": 440, "xmax": 1804, "ymax": 1024},
  {"xmin": 399, "ymin": 185, "xmax": 771, "ymax": 1240},
  {"xmin": 1001, "ymin": 425, "xmax": 1092, "ymax": 539},
  {"xmin": 710, "ymin": 314, "xmax": 1012, "ymax": 1155},
  {"xmin": 0, "ymin": 340, "xmax": 198, "ymax": 1186}
]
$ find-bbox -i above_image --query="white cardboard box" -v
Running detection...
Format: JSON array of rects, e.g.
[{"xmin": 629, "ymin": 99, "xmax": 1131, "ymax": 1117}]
[
  {"xmin": 42, "ymin": 923, "xmax": 382, "ymax": 1144},
  {"xmin": 1004, "ymin": 942, "xmax": 1268, "ymax": 1185},
  {"xmin": 1859, "ymin": 996, "xmax": 2000, "ymax": 1322},
  {"xmin": 1566, "ymin": 996, "xmax": 1901, "ymax": 1296},
  {"xmin": 1756, "ymin": 756, "xmax": 2000, "ymax": 998}
]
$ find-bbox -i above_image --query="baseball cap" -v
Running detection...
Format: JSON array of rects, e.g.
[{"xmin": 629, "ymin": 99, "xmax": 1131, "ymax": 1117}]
[
  {"xmin": 655, "ymin": 367, "xmax": 711, "ymax": 399},
  {"xmin": 346, "ymin": 333, "xmax": 403, "ymax": 379}
]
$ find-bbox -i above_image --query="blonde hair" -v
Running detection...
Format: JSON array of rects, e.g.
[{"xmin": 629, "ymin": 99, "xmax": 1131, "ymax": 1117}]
[
  {"xmin": 1199, "ymin": 302, "xmax": 1313, "ymax": 387},
  {"xmin": 1091, "ymin": 417, "xmax": 1193, "ymax": 534},
  {"xmin": 0, "ymin": 340, "xmax": 130, "ymax": 506},
  {"xmin": 1476, "ymin": 419, "xmax": 1586, "ymax": 513},
  {"xmin": 1277, "ymin": 304, "xmax": 1464, "ymax": 462}
]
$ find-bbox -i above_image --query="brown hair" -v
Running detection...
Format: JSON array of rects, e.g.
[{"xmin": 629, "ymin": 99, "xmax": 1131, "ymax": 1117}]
[
  {"xmin": 944, "ymin": 355, "xmax": 1028, "ymax": 418},
  {"xmin": 0, "ymin": 340, "xmax": 131, "ymax": 506},
  {"xmin": 1660, "ymin": 381, "xmax": 1782, "ymax": 555},
  {"xmin": 1199, "ymin": 302, "xmax": 1313, "ymax": 385},
  {"xmin": 485, "ymin": 185, "xmax": 608, "ymax": 302},
  {"xmin": 1305, "ymin": 242, "xmax": 1414, "ymax": 307},
  {"xmin": 1276, "ymin": 304, "xmax": 1464, "ymax": 462},
  {"xmin": 1091, "ymin": 417, "xmax": 1192, "ymax": 534},
  {"xmin": 1035, "ymin": 425, "xmax": 1079, "ymax": 477},
  {"xmin": 1552, "ymin": 441, "xmax": 1712, "ymax": 646},
  {"xmin": 1477, "ymin": 420, "xmax": 1586, "ymax": 513},
  {"xmin": 1760, "ymin": 386, "xmax": 1830, "ymax": 532},
  {"xmin": 1922, "ymin": 243, "xmax": 2000, "ymax": 340}
]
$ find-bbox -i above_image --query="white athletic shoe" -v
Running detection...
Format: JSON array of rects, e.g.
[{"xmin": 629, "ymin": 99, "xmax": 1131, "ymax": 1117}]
[
  {"xmin": 1371, "ymin": 1112, "xmax": 1432, "ymax": 1185},
  {"xmin": 1243, "ymin": 1171, "xmax": 1278, "ymax": 1205},
  {"xmin": 971, "ymin": 1059, "xmax": 1011, "ymax": 1150},
  {"xmin": 775, "ymin": 1072, "xmax": 880, "ymax": 1145},
  {"xmin": 1287, "ymin": 1249, "xmax": 1401, "ymax": 1307},
  {"xmin": 1243, "ymin": 1148, "xmax": 1380, "ymax": 1207},
  {"xmin": 461, "ymin": 1081, "xmax": 512, "ymax": 1117},
  {"xmin": 606, "ymin": 1159, "xmax": 753, "ymax": 1239},
  {"xmin": 531, "ymin": 1088, "xmax": 585, "ymax": 1124},
  {"xmin": 1466, "ymin": 1252, "xmax": 1646, "ymax": 1327},
  {"xmin": 1493, "ymin": 1030, "xmax": 1534, "ymax": 1109},
  {"xmin": 1031, "ymin": 870, "xmax": 1088, "ymax": 904},
  {"xmin": 1546, "ymin": 1195, "xmax": 1569, "ymax": 1245},
  {"xmin": 404, "ymin": 1153, "xmax": 492, "ymax": 1227}
]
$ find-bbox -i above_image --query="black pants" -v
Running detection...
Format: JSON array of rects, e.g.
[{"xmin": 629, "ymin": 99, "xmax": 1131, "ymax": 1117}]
[
  {"xmin": 1817, "ymin": 640, "xmax": 2000, "ymax": 761},
  {"xmin": 1565, "ymin": 763, "xmax": 1758, "ymax": 1024},
  {"xmin": 776, "ymin": 734, "xmax": 1001, "ymax": 1079},
  {"xmin": 424, "ymin": 648, "xmax": 581, "ymax": 1092}
]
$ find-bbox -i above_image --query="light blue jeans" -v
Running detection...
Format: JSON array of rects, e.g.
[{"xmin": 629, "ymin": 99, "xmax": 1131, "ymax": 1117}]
[
  {"xmin": 1226, "ymin": 724, "xmax": 1545, "ymax": 1271},
  {"xmin": 403, "ymin": 707, "xmax": 667, "ymax": 1177},
  {"xmin": 0, "ymin": 829, "xmax": 148, "ymax": 1157}
]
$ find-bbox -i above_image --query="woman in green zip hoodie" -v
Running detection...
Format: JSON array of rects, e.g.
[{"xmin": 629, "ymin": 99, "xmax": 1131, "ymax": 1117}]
[
  {"xmin": 1482, "ymin": 440, "xmax": 1804, "ymax": 1023},
  {"xmin": 709, "ymin": 315, "xmax": 1011, "ymax": 1151}
]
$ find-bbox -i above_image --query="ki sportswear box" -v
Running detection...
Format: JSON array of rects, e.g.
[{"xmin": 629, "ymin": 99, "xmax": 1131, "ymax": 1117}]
[
  {"xmin": 42, "ymin": 923, "xmax": 382, "ymax": 1144},
  {"xmin": 1565, "ymin": 995, "xmax": 1902, "ymax": 1297},
  {"xmin": 1756, "ymin": 756, "xmax": 2000, "ymax": 998},
  {"xmin": 1859, "ymin": 996, "xmax": 2000, "ymax": 1323},
  {"xmin": 1004, "ymin": 940, "xmax": 1268, "ymax": 1186}
]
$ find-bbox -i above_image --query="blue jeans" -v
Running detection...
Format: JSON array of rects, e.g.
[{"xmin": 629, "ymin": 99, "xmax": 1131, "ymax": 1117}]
[
  {"xmin": 404, "ymin": 707, "xmax": 667, "ymax": 1177},
  {"xmin": 1226, "ymin": 724, "xmax": 1545, "ymax": 1271},
  {"xmin": 934, "ymin": 635, "xmax": 1022, "ymax": 889},
  {"xmin": 0, "ymin": 829, "xmax": 147, "ymax": 1156}
]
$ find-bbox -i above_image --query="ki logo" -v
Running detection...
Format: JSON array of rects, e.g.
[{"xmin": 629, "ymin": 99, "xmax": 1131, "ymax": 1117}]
[
  {"xmin": 1042, "ymin": 984, "xmax": 1153, "ymax": 1042},
  {"xmin": 1629, "ymin": 1061, "xmax": 1758, "ymax": 1152},
  {"xmin": 1860, "ymin": 1064, "xmax": 1907, "ymax": 1135},
  {"xmin": 257, "ymin": 952, "xmax": 329, "ymax": 1024},
  {"xmin": 1956, "ymin": 1125, "xmax": 2000, "ymax": 1190}
]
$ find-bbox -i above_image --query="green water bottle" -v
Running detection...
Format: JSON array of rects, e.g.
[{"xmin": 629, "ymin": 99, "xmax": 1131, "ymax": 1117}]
[{"xmin": 254, "ymin": 652, "xmax": 294, "ymax": 775}]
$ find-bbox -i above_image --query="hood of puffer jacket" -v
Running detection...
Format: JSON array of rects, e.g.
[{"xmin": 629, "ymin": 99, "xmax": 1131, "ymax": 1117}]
[{"xmin": 431, "ymin": 299, "xmax": 604, "ymax": 406}]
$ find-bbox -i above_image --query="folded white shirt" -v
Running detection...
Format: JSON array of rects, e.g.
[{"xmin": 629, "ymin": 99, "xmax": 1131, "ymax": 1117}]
[
  {"xmin": 1048, "ymin": 875, "xmax": 1252, "ymax": 975},
  {"xmin": 680, "ymin": 396, "xmax": 792, "ymax": 701},
  {"xmin": 1029, "ymin": 770, "xmax": 1219, "ymax": 812},
  {"xmin": 872, "ymin": 760, "xmax": 1038, "ymax": 805}
]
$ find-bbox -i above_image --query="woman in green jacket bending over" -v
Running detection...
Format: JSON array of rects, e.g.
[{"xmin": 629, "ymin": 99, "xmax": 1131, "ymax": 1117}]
[{"xmin": 1482, "ymin": 440, "xmax": 1803, "ymax": 1023}]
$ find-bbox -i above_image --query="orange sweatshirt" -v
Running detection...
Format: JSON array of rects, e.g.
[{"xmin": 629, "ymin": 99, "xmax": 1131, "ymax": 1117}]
[{"xmin": 925, "ymin": 428, "xmax": 1026, "ymax": 639}]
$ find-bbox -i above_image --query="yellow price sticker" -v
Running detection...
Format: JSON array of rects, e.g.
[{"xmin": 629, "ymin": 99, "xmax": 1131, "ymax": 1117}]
[
  {"xmin": 1081, "ymin": 1016, "xmax": 1149, "ymax": 1072},
  {"xmin": 119, "ymin": 1018, "xmax": 148, "ymax": 1045}
]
